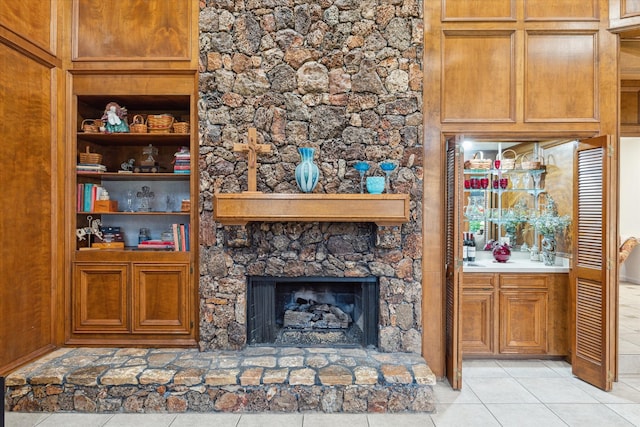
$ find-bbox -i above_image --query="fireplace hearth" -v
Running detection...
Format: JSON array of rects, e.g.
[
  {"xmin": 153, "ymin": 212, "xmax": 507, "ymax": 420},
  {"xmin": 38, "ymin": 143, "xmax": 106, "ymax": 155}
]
[{"xmin": 247, "ymin": 276, "xmax": 379, "ymax": 348}]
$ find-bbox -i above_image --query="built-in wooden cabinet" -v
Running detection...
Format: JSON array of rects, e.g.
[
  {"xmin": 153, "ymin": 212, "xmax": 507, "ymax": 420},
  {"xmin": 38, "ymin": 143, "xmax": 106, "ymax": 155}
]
[
  {"xmin": 69, "ymin": 251, "xmax": 193, "ymax": 345},
  {"xmin": 462, "ymin": 272, "xmax": 568, "ymax": 357},
  {"xmin": 66, "ymin": 73, "xmax": 198, "ymax": 346}
]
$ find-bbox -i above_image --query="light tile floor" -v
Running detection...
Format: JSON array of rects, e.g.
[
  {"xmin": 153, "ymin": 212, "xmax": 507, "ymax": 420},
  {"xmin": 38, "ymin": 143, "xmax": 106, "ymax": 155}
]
[{"xmin": 5, "ymin": 283, "xmax": 640, "ymax": 426}]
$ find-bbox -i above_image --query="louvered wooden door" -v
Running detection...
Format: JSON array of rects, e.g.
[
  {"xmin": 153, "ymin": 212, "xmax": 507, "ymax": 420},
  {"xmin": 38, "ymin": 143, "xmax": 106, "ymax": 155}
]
[
  {"xmin": 571, "ymin": 135, "xmax": 617, "ymax": 391},
  {"xmin": 445, "ymin": 137, "xmax": 463, "ymax": 389}
]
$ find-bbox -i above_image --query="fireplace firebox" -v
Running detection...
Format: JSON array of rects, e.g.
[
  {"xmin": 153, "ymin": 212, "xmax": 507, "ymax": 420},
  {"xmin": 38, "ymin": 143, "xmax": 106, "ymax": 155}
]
[{"xmin": 247, "ymin": 276, "xmax": 379, "ymax": 348}]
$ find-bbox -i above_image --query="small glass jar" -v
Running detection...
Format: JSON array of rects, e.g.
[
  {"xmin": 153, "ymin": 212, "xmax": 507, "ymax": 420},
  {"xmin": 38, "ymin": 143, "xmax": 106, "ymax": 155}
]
[{"xmin": 138, "ymin": 228, "xmax": 151, "ymax": 243}]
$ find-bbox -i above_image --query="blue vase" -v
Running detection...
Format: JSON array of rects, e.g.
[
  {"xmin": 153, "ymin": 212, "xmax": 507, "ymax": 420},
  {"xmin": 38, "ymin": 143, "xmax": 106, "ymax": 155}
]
[{"xmin": 295, "ymin": 147, "xmax": 319, "ymax": 192}]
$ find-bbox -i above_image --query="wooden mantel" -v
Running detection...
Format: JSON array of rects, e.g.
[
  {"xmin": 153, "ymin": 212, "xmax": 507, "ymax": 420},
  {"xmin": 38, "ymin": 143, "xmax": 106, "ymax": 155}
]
[{"xmin": 213, "ymin": 193, "xmax": 410, "ymax": 226}]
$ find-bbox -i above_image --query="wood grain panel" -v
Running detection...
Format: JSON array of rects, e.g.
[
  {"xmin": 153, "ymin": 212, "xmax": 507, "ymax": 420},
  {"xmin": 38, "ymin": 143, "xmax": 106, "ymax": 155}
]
[
  {"xmin": 132, "ymin": 264, "xmax": 190, "ymax": 334},
  {"xmin": 442, "ymin": 0, "xmax": 514, "ymax": 20},
  {"xmin": 73, "ymin": 264, "xmax": 129, "ymax": 332},
  {"xmin": 621, "ymin": 90, "xmax": 640, "ymax": 124},
  {"xmin": 622, "ymin": 0, "xmax": 640, "ymax": 17},
  {"xmin": 73, "ymin": 0, "xmax": 191, "ymax": 61},
  {"xmin": 524, "ymin": 0, "xmax": 597, "ymax": 20},
  {"xmin": 442, "ymin": 31, "xmax": 515, "ymax": 122},
  {"xmin": 0, "ymin": 1, "xmax": 53, "ymax": 53},
  {"xmin": 461, "ymin": 291, "xmax": 495, "ymax": 354},
  {"xmin": 0, "ymin": 44, "xmax": 55, "ymax": 372},
  {"xmin": 525, "ymin": 32, "xmax": 597, "ymax": 122},
  {"xmin": 499, "ymin": 290, "xmax": 548, "ymax": 354}
]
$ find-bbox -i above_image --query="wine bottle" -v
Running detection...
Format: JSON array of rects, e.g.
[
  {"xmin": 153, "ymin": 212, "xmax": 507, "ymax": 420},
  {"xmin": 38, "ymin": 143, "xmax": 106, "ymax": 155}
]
[
  {"xmin": 462, "ymin": 232, "xmax": 469, "ymax": 262},
  {"xmin": 468, "ymin": 233, "xmax": 476, "ymax": 262}
]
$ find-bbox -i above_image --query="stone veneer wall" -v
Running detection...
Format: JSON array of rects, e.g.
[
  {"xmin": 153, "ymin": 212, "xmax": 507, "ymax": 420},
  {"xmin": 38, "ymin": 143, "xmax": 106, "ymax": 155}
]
[{"xmin": 198, "ymin": 0, "xmax": 424, "ymax": 352}]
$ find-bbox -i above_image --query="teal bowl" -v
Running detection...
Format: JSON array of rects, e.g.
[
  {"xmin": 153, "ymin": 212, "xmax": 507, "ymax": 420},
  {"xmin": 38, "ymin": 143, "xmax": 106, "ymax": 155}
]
[{"xmin": 366, "ymin": 176, "xmax": 385, "ymax": 194}]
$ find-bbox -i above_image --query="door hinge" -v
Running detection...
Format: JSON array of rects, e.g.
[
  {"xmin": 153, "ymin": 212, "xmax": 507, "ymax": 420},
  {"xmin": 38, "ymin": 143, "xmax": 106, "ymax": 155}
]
[
  {"xmin": 190, "ymin": 266, "xmax": 193, "ymax": 274},
  {"xmin": 607, "ymin": 258, "xmax": 613, "ymax": 271},
  {"xmin": 607, "ymin": 144, "xmax": 614, "ymax": 158},
  {"xmin": 608, "ymin": 371, "xmax": 615, "ymax": 382},
  {"xmin": 190, "ymin": 321, "xmax": 194, "ymax": 329}
]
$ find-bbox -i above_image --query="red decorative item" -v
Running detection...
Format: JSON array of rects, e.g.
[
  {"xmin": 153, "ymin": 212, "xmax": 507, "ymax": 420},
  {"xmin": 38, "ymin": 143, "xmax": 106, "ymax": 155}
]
[{"xmin": 492, "ymin": 242, "xmax": 511, "ymax": 263}]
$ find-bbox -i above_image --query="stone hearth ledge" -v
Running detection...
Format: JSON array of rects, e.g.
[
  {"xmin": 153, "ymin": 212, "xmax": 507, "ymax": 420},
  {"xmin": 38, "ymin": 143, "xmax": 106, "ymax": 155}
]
[{"xmin": 4, "ymin": 347, "xmax": 436, "ymax": 413}]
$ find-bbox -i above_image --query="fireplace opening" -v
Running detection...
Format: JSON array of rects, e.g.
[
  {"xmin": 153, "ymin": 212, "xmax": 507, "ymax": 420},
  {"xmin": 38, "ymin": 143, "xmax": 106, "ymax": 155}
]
[{"xmin": 247, "ymin": 276, "xmax": 379, "ymax": 348}]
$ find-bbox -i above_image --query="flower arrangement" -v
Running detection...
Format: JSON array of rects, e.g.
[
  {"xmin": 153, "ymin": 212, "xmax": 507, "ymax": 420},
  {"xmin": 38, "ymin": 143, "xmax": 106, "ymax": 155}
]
[
  {"xmin": 529, "ymin": 195, "xmax": 570, "ymax": 235},
  {"xmin": 530, "ymin": 213, "xmax": 571, "ymax": 236}
]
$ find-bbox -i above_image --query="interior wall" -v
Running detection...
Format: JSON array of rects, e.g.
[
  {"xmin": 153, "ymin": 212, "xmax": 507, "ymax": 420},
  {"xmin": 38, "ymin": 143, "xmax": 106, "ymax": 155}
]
[{"xmin": 620, "ymin": 138, "xmax": 640, "ymax": 284}]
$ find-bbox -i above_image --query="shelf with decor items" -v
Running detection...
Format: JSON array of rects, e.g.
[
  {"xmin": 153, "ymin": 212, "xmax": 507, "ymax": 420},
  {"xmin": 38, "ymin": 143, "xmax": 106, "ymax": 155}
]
[{"xmin": 68, "ymin": 75, "xmax": 197, "ymax": 346}]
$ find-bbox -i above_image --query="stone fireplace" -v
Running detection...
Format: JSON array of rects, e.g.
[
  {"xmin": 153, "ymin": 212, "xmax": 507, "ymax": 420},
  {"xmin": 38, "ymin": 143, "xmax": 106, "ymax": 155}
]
[
  {"xmin": 247, "ymin": 276, "xmax": 379, "ymax": 347},
  {"xmin": 198, "ymin": 0, "xmax": 424, "ymax": 355}
]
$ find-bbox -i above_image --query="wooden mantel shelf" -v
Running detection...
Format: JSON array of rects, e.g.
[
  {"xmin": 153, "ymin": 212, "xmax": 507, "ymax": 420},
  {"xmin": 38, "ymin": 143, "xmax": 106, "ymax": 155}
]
[{"xmin": 213, "ymin": 193, "xmax": 410, "ymax": 226}]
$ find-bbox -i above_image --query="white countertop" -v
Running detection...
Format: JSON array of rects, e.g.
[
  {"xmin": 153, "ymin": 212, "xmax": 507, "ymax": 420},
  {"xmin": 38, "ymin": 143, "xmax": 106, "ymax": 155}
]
[{"xmin": 463, "ymin": 251, "xmax": 570, "ymax": 273}]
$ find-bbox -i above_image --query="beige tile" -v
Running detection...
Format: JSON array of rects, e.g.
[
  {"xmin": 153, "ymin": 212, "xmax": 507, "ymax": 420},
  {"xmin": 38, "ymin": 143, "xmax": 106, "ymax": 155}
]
[
  {"xmin": 461, "ymin": 359, "xmax": 509, "ymax": 378},
  {"xmin": 547, "ymin": 403, "xmax": 635, "ymax": 426},
  {"xmin": 367, "ymin": 413, "xmax": 435, "ymax": 427},
  {"xmin": 303, "ymin": 413, "xmax": 368, "ymax": 427},
  {"xmin": 171, "ymin": 413, "xmax": 242, "ymax": 427},
  {"xmin": 516, "ymin": 377, "xmax": 599, "ymax": 404},
  {"xmin": 485, "ymin": 403, "xmax": 566, "ymax": 427},
  {"xmin": 607, "ymin": 404, "xmax": 640, "ymax": 425},
  {"xmin": 496, "ymin": 359, "xmax": 561, "ymax": 378},
  {"xmin": 433, "ymin": 379, "xmax": 481, "ymax": 404},
  {"xmin": 38, "ymin": 413, "xmax": 115, "ymax": 427},
  {"xmin": 103, "ymin": 414, "xmax": 176, "ymax": 427},
  {"xmin": 430, "ymin": 404, "xmax": 501, "ymax": 426},
  {"xmin": 238, "ymin": 413, "xmax": 303, "ymax": 427},
  {"xmin": 464, "ymin": 377, "xmax": 539, "ymax": 404}
]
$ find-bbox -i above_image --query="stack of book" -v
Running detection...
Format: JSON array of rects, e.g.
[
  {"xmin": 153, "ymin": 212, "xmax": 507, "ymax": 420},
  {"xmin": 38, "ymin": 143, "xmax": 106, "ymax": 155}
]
[
  {"xmin": 173, "ymin": 147, "xmax": 190, "ymax": 174},
  {"xmin": 137, "ymin": 240, "xmax": 175, "ymax": 250},
  {"xmin": 77, "ymin": 163, "xmax": 107, "ymax": 173}
]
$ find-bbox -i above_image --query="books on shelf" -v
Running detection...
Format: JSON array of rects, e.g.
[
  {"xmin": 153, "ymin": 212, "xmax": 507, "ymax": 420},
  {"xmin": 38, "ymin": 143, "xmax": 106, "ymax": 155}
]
[
  {"xmin": 77, "ymin": 163, "xmax": 107, "ymax": 173},
  {"xmin": 173, "ymin": 147, "xmax": 190, "ymax": 174},
  {"xmin": 137, "ymin": 240, "xmax": 175, "ymax": 250},
  {"xmin": 171, "ymin": 223, "xmax": 190, "ymax": 251},
  {"xmin": 77, "ymin": 183, "xmax": 111, "ymax": 212}
]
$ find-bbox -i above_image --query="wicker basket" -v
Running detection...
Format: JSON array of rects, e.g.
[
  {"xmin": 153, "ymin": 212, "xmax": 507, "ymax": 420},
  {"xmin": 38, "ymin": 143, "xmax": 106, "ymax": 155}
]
[
  {"xmin": 130, "ymin": 115, "xmax": 147, "ymax": 133},
  {"xmin": 468, "ymin": 151, "xmax": 492, "ymax": 169},
  {"xmin": 519, "ymin": 152, "xmax": 542, "ymax": 170},
  {"xmin": 173, "ymin": 122, "xmax": 190, "ymax": 134},
  {"xmin": 498, "ymin": 149, "xmax": 517, "ymax": 170},
  {"xmin": 81, "ymin": 119, "xmax": 101, "ymax": 133},
  {"xmin": 147, "ymin": 114, "xmax": 174, "ymax": 133},
  {"xmin": 79, "ymin": 146, "xmax": 102, "ymax": 164}
]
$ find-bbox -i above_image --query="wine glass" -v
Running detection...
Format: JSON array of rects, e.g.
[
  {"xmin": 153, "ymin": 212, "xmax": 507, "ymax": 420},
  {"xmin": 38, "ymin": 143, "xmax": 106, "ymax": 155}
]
[
  {"xmin": 522, "ymin": 173, "xmax": 531, "ymax": 189},
  {"xmin": 510, "ymin": 174, "xmax": 520, "ymax": 189},
  {"xmin": 353, "ymin": 161, "xmax": 370, "ymax": 194},
  {"xmin": 379, "ymin": 161, "xmax": 397, "ymax": 193},
  {"xmin": 532, "ymin": 172, "xmax": 542, "ymax": 190},
  {"xmin": 126, "ymin": 189, "xmax": 135, "ymax": 212},
  {"xmin": 499, "ymin": 177, "xmax": 508, "ymax": 190}
]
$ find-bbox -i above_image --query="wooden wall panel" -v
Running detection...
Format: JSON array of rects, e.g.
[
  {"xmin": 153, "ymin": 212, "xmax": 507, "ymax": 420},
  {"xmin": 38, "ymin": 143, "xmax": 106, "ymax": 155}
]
[
  {"xmin": 442, "ymin": 31, "xmax": 515, "ymax": 122},
  {"xmin": 620, "ymin": 90, "xmax": 640, "ymax": 124},
  {"xmin": 525, "ymin": 32, "xmax": 597, "ymax": 122},
  {"xmin": 0, "ymin": 44, "xmax": 55, "ymax": 373},
  {"xmin": 73, "ymin": 0, "xmax": 191, "ymax": 61},
  {"xmin": 622, "ymin": 0, "xmax": 640, "ymax": 17},
  {"xmin": 442, "ymin": 0, "xmax": 514, "ymax": 20},
  {"xmin": 0, "ymin": 1, "xmax": 54, "ymax": 53},
  {"xmin": 524, "ymin": 0, "xmax": 597, "ymax": 20}
]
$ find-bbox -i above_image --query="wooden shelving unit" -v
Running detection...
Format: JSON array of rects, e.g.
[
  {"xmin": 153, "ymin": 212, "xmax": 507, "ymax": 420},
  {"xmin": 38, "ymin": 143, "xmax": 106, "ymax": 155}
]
[{"xmin": 213, "ymin": 193, "xmax": 410, "ymax": 226}]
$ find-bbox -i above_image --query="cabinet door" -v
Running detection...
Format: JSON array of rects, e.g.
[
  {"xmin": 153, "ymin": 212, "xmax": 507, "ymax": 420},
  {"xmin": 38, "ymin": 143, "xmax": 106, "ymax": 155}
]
[
  {"xmin": 73, "ymin": 263, "xmax": 129, "ymax": 333},
  {"xmin": 462, "ymin": 290, "xmax": 495, "ymax": 355},
  {"xmin": 499, "ymin": 290, "xmax": 548, "ymax": 354},
  {"xmin": 132, "ymin": 263, "xmax": 190, "ymax": 334}
]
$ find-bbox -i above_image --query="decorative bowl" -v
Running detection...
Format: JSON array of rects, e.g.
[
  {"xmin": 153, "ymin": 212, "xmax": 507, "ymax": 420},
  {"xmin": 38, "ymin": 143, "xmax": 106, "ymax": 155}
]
[{"xmin": 366, "ymin": 176, "xmax": 385, "ymax": 194}]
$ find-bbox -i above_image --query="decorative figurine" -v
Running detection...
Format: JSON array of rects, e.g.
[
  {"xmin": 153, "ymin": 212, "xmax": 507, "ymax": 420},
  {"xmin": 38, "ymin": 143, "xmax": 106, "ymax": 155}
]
[
  {"xmin": 75, "ymin": 215, "xmax": 103, "ymax": 247},
  {"xmin": 120, "ymin": 158, "xmax": 135, "ymax": 172},
  {"xmin": 101, "ymin": 102, "xmax": 130, "ymax": 133},
  {"xmin": 136, "ymin": 185, "xmax": 155, "ymax": 212}
]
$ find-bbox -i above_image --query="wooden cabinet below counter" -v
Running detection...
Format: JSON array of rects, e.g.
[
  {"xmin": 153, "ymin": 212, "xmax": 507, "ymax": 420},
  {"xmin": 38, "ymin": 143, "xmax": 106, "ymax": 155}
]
[{"xmin": 462, "ymin": 272, "xmax": 569, "ymax": 358}]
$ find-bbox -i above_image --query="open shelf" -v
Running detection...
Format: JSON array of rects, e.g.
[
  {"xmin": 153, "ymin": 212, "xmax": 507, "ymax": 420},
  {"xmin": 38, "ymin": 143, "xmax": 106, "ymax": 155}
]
[{"xmin": 213, "ymin": 193, "xmax": 410, "ymax": 226}]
